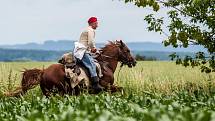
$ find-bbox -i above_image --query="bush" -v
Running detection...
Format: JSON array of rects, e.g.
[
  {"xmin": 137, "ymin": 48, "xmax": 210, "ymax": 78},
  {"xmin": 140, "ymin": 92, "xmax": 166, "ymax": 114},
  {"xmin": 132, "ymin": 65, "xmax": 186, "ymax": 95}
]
[{"xmin": 135, "ymin": 54, "xmax": 157, "ymax": 61}]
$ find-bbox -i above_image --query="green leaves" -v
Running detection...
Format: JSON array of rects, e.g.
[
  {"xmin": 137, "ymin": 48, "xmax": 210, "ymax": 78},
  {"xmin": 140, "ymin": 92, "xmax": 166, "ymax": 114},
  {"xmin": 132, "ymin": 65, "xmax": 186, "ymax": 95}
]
[
  {"xmin": 123, "ymin": 0, "xmax": 215, "ymax": 73},
  {"xmin": 2, "ymin": 91, "xmax": 215, "ymax": 121},
  {"xmin": 169, "ymin": 51, "xmax": 215, "ymax": 73},
  {"xmin": 177, "ymin": 31, "xmax": 188, "ymax": 47},
  {"xmin": 126, "ymin": 0, "xmax": 160, "ymax": 11},
  {"xmin": 144, "ymin": 14, "xmax": 164, "ymax": 33}
]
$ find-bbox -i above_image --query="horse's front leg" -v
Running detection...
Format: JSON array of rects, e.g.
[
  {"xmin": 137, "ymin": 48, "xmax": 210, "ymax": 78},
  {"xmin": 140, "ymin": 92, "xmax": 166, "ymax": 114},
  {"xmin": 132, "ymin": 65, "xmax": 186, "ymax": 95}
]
[
  {"xmin": 112, "ymin": 85, "xmax": 124, "ymax": 92},
  {"xmin": 99, "ymin": 80, "xmax": 122, "ymax": 93}
]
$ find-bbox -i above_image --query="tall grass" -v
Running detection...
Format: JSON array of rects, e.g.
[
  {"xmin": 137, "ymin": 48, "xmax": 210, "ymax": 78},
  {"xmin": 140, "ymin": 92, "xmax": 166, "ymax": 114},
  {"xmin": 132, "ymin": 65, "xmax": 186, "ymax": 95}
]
[
  {"xmin": 0, "ymin": 62, "xmax": 53, "ymax": 96},
  {"xmin": 115, "ymin": 61, "xmax": 215, "ymax": 95},
  {"xmin": 0, "ymin": 61, "xmax": 214, "ymax": 95}
]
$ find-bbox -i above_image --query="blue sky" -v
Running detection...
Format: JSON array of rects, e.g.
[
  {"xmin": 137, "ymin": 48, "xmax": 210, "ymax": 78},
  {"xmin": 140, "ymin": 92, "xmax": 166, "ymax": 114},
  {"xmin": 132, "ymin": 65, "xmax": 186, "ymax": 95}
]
[{"xmin": 0, "ymin": 0, "xmax": 167, "ymax": 45}]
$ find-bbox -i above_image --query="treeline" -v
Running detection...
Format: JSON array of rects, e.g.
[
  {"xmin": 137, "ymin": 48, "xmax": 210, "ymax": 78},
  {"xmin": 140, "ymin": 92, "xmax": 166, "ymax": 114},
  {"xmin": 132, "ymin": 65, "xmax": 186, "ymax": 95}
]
[
  {"xmin": 135, "ymin": 54, "xmax": 157, "ymax": 61},
  {"xmin": 0, "ymin": 48, "xmax": 66, "ymax": 61},
  {"xmin": 0, "ymin": 48, "xmax": 196, "ymax": 62}
]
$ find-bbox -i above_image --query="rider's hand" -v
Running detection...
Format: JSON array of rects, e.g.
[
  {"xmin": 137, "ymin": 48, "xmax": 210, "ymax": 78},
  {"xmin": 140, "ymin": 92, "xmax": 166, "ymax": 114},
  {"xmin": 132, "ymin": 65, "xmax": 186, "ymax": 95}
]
[
  {"xmin": 91, "ymin": 48, "xmax": 97, "ymax": 53},
  {"xmin": 95, "ymin": 50, "xmax": 101, "ymax": 55}
]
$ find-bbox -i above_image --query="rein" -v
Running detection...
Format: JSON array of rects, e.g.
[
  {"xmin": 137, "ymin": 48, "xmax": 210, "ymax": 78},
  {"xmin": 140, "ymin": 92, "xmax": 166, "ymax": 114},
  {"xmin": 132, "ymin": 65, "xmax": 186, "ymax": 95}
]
[
  {"xmin": 99, "ymin": 53, "xmax": 125, "ymax": 82},
  {"xmin": 94, "ymin": 52, "xmax": 125, "ymax": 81},
  {"xmin": 95, "ymin": 43, "xmax": 129, "ymax": 81}
]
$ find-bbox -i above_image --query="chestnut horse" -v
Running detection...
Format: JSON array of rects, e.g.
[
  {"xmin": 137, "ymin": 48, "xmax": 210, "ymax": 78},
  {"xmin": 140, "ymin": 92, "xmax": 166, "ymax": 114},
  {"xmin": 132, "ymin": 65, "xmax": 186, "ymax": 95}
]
[{"xmin": 6, "ymin": 40, "xmax": 136, "ymax": 97}]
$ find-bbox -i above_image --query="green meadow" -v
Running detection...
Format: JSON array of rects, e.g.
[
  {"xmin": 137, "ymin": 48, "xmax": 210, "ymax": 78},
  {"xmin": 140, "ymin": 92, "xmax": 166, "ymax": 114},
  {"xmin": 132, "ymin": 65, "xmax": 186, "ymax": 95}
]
[{"xmin": 0, "ymin": 61, "xmax": 215, "ymax": 121}]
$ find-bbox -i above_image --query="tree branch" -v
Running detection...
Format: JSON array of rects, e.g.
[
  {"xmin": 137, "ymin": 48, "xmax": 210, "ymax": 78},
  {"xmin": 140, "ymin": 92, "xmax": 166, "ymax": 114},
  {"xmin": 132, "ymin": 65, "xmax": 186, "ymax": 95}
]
[{"xmin": 156, "ymin": 0, "xmax": 195, "ymax": 18}]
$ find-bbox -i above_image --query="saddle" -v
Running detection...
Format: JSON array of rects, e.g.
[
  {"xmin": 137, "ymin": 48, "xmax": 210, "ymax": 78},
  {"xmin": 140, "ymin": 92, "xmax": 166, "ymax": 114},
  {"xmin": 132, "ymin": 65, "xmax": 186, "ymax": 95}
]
[{"xmin": 58, "ymin": 52, "xmax": 103, "ymax": 88}]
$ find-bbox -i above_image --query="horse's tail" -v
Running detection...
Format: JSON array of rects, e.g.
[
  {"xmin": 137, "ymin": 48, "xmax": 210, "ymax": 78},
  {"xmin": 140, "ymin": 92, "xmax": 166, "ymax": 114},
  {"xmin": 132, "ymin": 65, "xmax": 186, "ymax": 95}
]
[
  {"xmin": 21, "ymin": 68, "xmax": 43, "ymax": 94},
  {"xmin": 4, "ymin": 68, "xmax": 43, "ymax": 97}
]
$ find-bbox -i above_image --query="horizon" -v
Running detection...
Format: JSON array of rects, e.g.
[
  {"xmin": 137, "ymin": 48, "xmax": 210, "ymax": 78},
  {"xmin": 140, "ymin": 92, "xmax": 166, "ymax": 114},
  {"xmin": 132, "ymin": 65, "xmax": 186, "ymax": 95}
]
[{"xmin": 0, "ymin": 39, "xmax": 163, "ymax": 46}]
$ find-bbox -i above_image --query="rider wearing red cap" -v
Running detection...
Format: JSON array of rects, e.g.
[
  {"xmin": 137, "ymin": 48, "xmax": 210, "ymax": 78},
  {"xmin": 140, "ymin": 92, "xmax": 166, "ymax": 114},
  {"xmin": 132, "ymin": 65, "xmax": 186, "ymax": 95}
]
[{"xmin": 73, "ymin": 17, "xmax": 103, "ymax": 93}]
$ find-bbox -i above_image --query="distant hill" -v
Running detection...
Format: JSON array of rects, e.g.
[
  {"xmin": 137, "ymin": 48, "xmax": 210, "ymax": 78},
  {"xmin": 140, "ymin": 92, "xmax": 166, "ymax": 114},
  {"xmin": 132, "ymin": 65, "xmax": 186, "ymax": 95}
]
[
  {"xmin": 0, "ymin": 40, "xmax": 74, "ymax": 51},
  {"xmin": 0, "ymin": 48, "xmax": 65, "ymax": 61},
  {"xmin": 0, "ymin": 48, "xmax": 196, "ymax": 62},
  {"xmin": 0, "ymin": 40, "xmax": 207, "ymax": 61},
  {"xmin": 0, "ymin": 40, "xmax": 206, "ymax": 52},
  {"xmin": 126, "ymin": 42, "xmax": 206, "ymax": 52}
]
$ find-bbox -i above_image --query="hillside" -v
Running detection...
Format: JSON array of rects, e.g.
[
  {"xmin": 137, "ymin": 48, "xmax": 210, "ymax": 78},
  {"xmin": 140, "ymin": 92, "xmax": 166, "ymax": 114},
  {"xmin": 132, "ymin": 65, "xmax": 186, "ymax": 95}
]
[
  {"xmin": 0, "ymin": 40, "xmax": 206, "ymax": 52},
  {"xmin": 0, "ymin": 48, "xmax": 196, "ymax": 61}
]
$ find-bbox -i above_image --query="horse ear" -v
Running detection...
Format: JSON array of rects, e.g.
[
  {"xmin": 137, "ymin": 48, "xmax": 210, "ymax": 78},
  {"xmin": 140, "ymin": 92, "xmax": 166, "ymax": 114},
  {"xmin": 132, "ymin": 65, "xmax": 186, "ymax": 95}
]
[
  {"xmin": 120, "ymin": 40, "xmax": 124, "ymax": 47},
  {"xmin": 115, "ymin": 40, "xmax": 120, "ymax": 46}
]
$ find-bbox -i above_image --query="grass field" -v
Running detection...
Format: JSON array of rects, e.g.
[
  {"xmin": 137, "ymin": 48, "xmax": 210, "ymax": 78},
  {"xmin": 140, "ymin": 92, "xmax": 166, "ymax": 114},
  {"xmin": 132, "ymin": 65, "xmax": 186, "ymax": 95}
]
[{"xmin": 0, "ymin": 61, "xmax": 215, "ymax": 121}]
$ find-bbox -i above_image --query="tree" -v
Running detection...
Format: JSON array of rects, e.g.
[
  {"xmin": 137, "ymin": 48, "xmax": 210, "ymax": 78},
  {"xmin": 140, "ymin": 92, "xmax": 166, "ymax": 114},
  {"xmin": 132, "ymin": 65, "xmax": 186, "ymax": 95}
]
[
  {"xmin": 135, "ymin": 54, "xmax": 157, "ymax": 61},
  {"xmin": 123, "ymin": 0, "xmax": 215, "ymax": 73},
  {"xmin": 135, "ymin": 54, "xmax": 146, "ymax": 61}
]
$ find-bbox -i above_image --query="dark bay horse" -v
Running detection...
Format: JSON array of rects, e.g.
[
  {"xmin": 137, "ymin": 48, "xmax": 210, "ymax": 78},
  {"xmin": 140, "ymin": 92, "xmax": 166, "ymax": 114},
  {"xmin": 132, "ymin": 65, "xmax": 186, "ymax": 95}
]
[{"xmin": 6, "ymin": 40, "xmax": 136, "ymax": 97}]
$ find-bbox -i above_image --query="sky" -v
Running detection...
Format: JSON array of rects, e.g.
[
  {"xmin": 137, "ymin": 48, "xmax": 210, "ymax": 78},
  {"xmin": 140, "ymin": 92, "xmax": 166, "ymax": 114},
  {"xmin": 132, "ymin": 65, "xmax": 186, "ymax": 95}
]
[{"xmin": 0, "ymin": 0, "xmax": 167, "ymax": 45}]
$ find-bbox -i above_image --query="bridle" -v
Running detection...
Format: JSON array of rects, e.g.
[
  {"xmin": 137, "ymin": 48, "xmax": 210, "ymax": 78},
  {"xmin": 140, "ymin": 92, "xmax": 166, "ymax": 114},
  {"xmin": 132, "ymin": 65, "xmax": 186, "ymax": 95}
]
[
  {"xmin": 116, "ymin": 45, "xmax": 132, "ymax": 67},
  {"xmin": 95, "ymin": 43, "xmax": 132, "ymax": 67},
  {"xmin": 95, "ymin": 42, "xmax": 134, "ymax": 82}
]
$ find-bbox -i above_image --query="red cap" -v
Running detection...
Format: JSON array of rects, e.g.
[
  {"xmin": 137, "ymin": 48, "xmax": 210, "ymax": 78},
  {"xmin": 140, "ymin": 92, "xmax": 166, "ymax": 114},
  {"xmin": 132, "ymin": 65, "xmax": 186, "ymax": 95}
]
[{"xmin": 88, "ymin": 17, "xmax": 97, "ymax": 24}]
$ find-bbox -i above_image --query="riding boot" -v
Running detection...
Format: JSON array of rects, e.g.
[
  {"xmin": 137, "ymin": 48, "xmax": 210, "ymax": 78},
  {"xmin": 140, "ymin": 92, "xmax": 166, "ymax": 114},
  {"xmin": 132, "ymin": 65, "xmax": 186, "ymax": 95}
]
[{"xmin": 91, "ymin": 76, "xmax": 103, "ymax": 93}]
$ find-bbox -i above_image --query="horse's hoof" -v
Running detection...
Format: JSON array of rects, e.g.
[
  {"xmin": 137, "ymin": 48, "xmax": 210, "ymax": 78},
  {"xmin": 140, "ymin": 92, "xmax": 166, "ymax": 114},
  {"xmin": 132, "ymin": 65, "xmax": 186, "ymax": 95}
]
[{"xmin": 120, "ymin": 88, "xmax": 125, "ymax": 95}]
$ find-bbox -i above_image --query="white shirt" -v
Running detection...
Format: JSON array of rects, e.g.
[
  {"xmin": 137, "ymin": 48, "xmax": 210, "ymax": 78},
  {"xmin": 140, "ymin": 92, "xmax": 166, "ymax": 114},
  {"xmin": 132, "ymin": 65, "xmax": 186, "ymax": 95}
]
[
  {"xmin": 73, "ymin": 26, "xmax": 96, "ymax": 60},
  {"xmin": 73, "ymin": 42, "xmax": 87, "ymax": 60},
  {"xmin": 78, "ymin": 26, "xmax": 96, "ymax": 52}
]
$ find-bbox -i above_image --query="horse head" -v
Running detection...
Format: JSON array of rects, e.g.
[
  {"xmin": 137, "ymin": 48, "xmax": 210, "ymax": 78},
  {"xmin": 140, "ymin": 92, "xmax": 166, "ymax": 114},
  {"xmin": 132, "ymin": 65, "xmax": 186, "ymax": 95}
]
[{"xmin": 115, "ymin": 40, "xmax": 137, "ymax": 68}]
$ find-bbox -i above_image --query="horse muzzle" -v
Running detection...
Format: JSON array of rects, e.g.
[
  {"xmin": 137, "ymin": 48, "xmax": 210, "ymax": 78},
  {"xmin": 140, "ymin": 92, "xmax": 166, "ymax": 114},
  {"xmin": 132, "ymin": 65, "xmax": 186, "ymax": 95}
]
[{"xmin": 126, "ymin": 59, "xmax": 137, "ymax": 68}]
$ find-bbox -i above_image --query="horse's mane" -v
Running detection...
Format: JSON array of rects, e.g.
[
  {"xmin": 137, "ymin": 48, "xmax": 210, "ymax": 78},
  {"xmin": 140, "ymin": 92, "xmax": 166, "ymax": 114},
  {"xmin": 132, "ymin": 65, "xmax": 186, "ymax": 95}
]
[{"xmin": 100, "ymin": 41, "xmax": 117, "ymax": 52}]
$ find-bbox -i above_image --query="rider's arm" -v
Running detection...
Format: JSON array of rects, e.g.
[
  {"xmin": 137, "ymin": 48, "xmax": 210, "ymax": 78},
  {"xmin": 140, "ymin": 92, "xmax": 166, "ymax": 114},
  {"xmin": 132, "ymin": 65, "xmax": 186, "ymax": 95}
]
[
  {"xmin": 88, "ymin": 30, "xmax": 95, "ymax": 49},
  {"xmin": 88, "ymin": 30, "xmax": 96, "ymax": 52}
]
